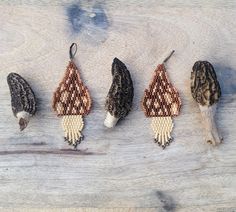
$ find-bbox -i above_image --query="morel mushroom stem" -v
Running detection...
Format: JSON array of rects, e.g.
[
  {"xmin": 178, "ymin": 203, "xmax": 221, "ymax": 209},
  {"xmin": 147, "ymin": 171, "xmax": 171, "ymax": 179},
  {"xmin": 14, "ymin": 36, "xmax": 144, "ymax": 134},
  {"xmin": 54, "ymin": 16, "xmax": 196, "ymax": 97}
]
[
  {"xmin": 104, "ymin": 112, "xmax": 119, "ymax": 128},
  {"xmin": 17, "ymin": 111, "xmax": 31, "ymax": 131},
  {"xmin": 199, "ymin": 104, "xmax": 222, "ymax": 146}
]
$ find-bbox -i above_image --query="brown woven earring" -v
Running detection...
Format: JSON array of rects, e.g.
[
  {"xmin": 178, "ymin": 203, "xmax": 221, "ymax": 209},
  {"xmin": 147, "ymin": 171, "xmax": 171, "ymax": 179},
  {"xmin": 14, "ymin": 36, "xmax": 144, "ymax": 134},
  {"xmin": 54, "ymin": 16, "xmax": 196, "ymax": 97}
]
[
  {"xmin": 141, "ymin": 50, "xmax": 181, "ymax": 149},
  {"xmin": 52, "ymin": 43, "xmax": 92, "ymax": 148}
]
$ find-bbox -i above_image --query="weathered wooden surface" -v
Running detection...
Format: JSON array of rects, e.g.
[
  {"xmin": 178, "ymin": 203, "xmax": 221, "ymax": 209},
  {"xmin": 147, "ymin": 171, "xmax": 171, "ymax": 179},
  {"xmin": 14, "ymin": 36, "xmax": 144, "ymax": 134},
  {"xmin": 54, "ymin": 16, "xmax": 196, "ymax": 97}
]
[{"xmin": 0, "ymin": 0, "xmax": 236, "ymax": 211}]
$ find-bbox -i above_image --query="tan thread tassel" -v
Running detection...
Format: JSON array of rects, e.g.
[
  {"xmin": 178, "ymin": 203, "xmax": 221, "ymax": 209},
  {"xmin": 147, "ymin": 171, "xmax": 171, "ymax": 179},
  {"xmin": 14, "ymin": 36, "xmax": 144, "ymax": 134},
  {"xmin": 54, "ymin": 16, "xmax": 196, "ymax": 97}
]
[{"xmin": 52, "ymin": 43, "xmax": 92, "ymax": 148}]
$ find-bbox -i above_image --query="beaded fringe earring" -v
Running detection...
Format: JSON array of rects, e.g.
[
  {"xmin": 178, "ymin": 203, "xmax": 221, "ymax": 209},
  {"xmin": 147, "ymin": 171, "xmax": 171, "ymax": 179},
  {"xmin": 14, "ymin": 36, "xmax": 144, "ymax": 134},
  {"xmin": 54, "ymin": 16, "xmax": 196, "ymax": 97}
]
[
  {"xmin": 52, "ymin": 43, "xmax": 92, "ymax": 148},
  {"xmin": 141, "ymin": 50, "xmax": 181, "ymax": 149}
]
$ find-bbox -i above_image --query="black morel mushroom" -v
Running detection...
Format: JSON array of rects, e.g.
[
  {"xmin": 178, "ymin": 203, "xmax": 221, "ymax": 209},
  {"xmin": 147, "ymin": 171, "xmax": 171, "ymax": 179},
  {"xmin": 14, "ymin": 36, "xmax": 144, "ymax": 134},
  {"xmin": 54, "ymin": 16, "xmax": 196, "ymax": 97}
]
[
  {"xmin": 191, "ymin": 61, "xmax": 222, "ymax": 145},
  {"xmin": 104, "ymin": 58, "xmax": 134, "ymax": 128},
  {"xmin": 7, "ymin": 73, "xmax": 36, "ymax": 131}
]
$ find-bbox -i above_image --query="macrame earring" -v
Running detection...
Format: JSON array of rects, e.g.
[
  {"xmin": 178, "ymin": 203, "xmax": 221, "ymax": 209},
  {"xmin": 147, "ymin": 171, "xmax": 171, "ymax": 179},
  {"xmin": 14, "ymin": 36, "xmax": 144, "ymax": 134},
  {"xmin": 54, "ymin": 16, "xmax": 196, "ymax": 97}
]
[
  {"xmin": 52, "ymin": 43, "xmax": 92, "ymax": 148},
  {"xmin": 141, "ymin": 50, "xmax": 181, "ymax": 149}
]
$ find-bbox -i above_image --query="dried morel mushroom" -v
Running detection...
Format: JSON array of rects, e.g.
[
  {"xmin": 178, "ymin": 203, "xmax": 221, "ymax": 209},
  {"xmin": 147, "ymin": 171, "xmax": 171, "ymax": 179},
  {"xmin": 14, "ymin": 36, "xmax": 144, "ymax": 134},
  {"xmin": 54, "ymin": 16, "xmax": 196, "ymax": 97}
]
[
  {"xmin": 191, "ymin": 61, "xmax": 222, "ymax": 145},
  {"xmin": 104, "ymin": 58, "xmax": 134, "ymax": 128},
  {"xmin": 141, "ymin": 51, "xmax": 181, "ymax": 149},
  {"xmin": 7, "ymin": 73, "xmax": 36, "ymax": 131},
  {"xmin": 52, "ymin": 43, "xmax": 92, "ymax": 148}
]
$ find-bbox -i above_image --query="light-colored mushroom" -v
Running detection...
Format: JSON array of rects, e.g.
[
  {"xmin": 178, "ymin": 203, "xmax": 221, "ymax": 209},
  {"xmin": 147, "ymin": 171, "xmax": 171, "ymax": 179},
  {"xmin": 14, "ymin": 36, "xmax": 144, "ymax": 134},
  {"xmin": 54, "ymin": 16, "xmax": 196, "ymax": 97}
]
[
  {"xmin": 191, "ymin": 61, "xmax": 222, "ymax": 146},
  {"xmin": 104, "ymin": 58, "xmax": 134, "ymax": 128}
]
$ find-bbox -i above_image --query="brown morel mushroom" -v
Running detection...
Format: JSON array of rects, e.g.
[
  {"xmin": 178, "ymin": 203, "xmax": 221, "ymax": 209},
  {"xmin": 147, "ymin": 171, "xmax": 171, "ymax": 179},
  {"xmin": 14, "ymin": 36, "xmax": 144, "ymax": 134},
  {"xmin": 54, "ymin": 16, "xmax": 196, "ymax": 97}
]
[
  {"xmin": 52, "ymin": 43, "xmax": 92, "ymax": 148},
  {"xmin": 191, "ymin": 61, "xmax": 222, "ymax": 145},
  {"xmin": 141, "ymin": 51, "xmax": 181, "ymax": 149},
  {"xmin": 104, "ymin": 58, "xmax": 134, "ymax": 128},
  {"xmin": 7, "ymin": 73, "xmax": 36, "ymax": 131}
]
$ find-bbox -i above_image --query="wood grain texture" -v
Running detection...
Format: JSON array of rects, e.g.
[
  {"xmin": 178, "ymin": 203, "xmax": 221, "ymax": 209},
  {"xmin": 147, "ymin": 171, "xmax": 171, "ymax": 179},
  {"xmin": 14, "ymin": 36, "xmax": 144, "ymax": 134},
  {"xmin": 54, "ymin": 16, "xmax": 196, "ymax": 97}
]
[{"xmin": 0, "ymin": 0, "xmax": 236, "ymax": 211}]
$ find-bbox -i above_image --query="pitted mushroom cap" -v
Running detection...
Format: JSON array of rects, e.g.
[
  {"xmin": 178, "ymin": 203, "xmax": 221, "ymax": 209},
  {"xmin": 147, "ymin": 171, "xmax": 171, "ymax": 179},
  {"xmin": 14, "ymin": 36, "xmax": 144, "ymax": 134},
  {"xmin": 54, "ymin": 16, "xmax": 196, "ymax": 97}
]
[
  {"xmin": 105, "ymin": 58, "xmax": 134, "ymax": 119},
  {"xmin": 7, "ymin": 73, "xmax": 36, "ymax": 117},
  {"xmin": 191, "ymin": 61, "xmax": 221, "ymax": 106}
]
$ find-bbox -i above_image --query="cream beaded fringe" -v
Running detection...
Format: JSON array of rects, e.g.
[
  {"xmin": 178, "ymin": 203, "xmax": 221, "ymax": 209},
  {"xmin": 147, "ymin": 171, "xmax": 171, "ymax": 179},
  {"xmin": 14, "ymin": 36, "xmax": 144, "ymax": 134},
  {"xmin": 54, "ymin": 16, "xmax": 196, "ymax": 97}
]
[
  {"xmin": 62, "ymin": 115, "xmax": 84, "ymax": 147},
  {"xmin": 151, "ymin": 117, "xmax": 173, "ymax": 148}
]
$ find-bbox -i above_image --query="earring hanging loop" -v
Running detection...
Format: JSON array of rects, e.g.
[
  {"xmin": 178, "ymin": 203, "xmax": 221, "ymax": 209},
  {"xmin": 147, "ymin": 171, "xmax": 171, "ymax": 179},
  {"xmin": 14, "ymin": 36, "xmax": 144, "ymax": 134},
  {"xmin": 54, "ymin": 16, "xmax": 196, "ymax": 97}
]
[
  {"xmin": 163, "ymin": 50, "xmax": 175, "ymax": 64},
  {"xmin": 69, "ymin": 43, "xmax": 78, "ymax": 60}
]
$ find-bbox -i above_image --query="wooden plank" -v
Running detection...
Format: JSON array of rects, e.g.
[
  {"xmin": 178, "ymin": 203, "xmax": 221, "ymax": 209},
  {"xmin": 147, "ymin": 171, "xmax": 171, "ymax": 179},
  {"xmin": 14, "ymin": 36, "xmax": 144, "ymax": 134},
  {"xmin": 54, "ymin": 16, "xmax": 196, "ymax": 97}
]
[{"xmin": 0, "ymin": 1, "xmax": 236, "ymax": 210}]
